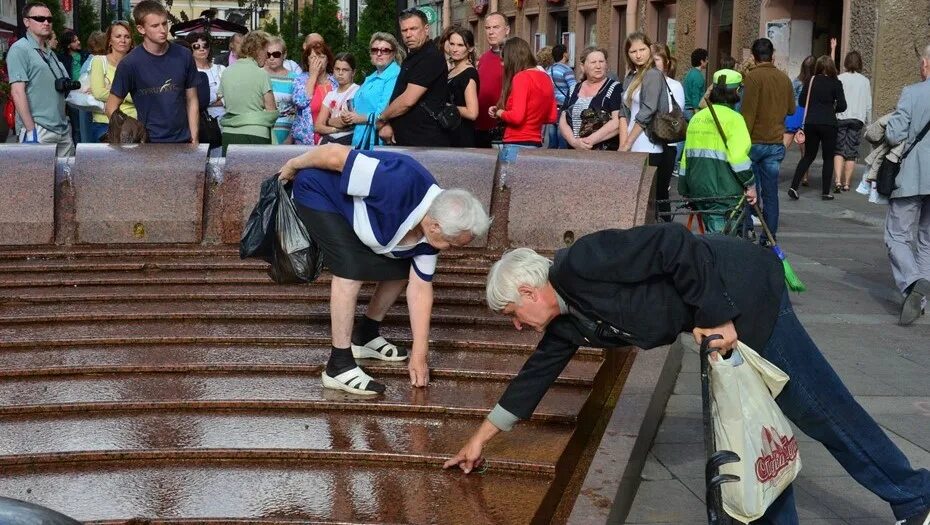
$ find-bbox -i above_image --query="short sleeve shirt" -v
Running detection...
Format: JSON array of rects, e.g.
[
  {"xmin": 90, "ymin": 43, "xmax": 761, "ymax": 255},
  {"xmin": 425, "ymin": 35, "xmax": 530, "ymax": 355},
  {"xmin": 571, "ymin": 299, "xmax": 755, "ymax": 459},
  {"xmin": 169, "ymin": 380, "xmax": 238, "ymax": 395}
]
[
  {"xmin": 291, "ymin": 149, "xmax": 443, "ymax": 281},
  {"xmin": 110, "ymin": 42, "xmax": 199, "ymax": 143},
  {"xmin": 389, "ymin": 43, "xmax": 450, "ymax": 147},
  {"xmin": 5, "ymin": 33, "xmax": 70, "ymax": 134}
]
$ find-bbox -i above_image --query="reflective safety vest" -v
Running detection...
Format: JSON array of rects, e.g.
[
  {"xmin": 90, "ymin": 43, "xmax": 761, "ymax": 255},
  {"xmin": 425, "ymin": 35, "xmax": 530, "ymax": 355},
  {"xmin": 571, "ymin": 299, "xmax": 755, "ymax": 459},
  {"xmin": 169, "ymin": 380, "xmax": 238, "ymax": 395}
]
[{"xmin": 678, "ymin": 104, "xmax": 755, "ymax": 209}]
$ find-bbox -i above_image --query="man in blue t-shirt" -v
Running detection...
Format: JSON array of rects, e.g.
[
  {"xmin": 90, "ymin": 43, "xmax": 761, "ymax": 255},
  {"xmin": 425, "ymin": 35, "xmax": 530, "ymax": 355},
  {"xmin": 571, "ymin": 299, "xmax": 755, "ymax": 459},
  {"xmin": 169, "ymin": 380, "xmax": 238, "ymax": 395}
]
[{"xmin": 106, "ymin": 0, "xmax": 199, "ymax": 143}]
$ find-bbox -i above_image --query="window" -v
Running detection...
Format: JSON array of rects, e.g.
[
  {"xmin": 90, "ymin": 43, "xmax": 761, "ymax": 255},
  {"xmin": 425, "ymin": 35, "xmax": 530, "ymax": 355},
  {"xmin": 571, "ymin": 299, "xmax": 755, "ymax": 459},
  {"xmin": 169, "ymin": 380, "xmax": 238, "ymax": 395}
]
[{"xmin": 583, "ymin": 10, "xmax": 597, "ymax": 46}]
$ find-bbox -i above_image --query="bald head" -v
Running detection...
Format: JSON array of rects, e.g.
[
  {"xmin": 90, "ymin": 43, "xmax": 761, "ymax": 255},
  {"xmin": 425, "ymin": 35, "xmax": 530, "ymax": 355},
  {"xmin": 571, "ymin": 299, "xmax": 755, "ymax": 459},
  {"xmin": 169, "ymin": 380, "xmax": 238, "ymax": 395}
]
[{"xmin": 303, "ymin": 32, "xmax": 323, "ymax": 50}]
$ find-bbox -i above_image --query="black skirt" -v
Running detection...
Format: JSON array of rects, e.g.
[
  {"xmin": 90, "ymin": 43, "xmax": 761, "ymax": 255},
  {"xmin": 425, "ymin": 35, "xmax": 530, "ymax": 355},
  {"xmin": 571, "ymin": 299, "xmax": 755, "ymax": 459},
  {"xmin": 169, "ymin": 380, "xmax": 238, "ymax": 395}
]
[{"xmin": 294, "ymin": 203, "xmax": 411, "ymax": 282}]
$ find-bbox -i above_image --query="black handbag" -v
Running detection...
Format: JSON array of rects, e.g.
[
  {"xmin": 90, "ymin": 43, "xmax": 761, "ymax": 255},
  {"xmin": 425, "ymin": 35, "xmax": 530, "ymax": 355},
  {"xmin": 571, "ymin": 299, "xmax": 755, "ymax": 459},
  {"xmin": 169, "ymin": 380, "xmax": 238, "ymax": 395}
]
[
  {"xmin": 649, "ymin": 76, "xmax": 688, "ymax": 144},
  {"xmin": 420, "ymin": 94, "xmax": 462, "ymax": 131},
  {"xmin": 877, "ymin": 118, "xmax": 930, "ymax": 197},
  {"xmin": 199, "ymin": 110, "xmax": 222, "ymax": 148}
]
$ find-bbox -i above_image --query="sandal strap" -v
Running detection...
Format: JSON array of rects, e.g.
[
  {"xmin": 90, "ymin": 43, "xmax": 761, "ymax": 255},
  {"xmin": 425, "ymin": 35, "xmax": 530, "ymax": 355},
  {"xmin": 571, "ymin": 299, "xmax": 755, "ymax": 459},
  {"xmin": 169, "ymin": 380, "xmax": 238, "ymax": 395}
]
[
  {"xmin": 363, "ymin": 336, "xmax": 405, "ymax": 358},
  {"xmin": 330, "ymin": 366, "xmax": 373, "ymax": 390}
]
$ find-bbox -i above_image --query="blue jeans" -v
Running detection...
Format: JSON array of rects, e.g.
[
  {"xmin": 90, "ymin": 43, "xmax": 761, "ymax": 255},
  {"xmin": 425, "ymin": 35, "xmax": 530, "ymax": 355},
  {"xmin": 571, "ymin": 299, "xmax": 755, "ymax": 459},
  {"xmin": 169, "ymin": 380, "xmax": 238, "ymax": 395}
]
[
  {"xmin": 89, "ymin": 122, "xmax": 109, "ymax": 143},
  {"xmin": 750, "ymin": 291, "xmax": 930, "ymax": 523},
  {"xmin": 749, "ymin": 144, "xmax": 786, "ymax": 238},
  {"xmin": 547, "ymin": 123, "xmax": 569, "ymax": 149}
]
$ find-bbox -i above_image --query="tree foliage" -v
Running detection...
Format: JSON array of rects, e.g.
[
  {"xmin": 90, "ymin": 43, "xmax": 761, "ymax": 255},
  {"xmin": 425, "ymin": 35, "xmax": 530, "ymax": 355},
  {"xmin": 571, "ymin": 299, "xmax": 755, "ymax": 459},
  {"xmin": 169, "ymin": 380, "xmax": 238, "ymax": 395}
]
[
  {"xmin": 42, "ymin": 0, "xmax": 68, "ymax": 43},
  {"xmin": 307, "ymin": 0, "xmax": 345, "ymax": 54},
  {"xmin": 280, "ymin": 1, "xmax": 301, "ymax": 64},
  {"xmin": 76, "ymin": 0, "xmax": 100, "ymax": 45},
  {"xmin": 351, "ymin": 0, "xmax": 397, "ymax": 78},
  {"xmin": 262, "ymin": 16, "xmax": 280, "ymax": 35}
]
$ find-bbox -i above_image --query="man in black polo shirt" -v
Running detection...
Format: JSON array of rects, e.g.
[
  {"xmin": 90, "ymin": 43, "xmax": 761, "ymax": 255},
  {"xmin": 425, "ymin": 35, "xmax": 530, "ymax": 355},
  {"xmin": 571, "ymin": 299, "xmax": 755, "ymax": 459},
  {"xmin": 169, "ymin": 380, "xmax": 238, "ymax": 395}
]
[{"xmin": 376, "ymin": 8, "xmax": 450, "ymax": 147}]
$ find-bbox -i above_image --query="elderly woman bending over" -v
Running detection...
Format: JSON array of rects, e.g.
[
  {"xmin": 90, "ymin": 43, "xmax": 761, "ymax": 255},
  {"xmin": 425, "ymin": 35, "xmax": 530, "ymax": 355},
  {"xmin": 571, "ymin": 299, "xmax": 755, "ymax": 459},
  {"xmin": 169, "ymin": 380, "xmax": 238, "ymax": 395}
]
[{"xmin": 279, "ymin": 145, "xmax": 491, "ymax": 394}]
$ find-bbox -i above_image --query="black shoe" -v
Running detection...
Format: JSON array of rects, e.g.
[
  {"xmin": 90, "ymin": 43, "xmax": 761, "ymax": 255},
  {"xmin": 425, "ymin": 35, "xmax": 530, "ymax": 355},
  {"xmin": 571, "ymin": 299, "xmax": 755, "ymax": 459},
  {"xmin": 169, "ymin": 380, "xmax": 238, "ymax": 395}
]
[
  {"xmin": 900, "ymin": 279, "xmax": 930, "ymax": 326},
  {"xmin": 821, "ymin": 194, "xmax": 835, "ymax": 200},
  {"xmin": 896, "ymin": 506, "xmax": 930, "ymax": 525},
  {"xmin": 787, "ymin": 188, "xmax": 799, "ymax": 200}
]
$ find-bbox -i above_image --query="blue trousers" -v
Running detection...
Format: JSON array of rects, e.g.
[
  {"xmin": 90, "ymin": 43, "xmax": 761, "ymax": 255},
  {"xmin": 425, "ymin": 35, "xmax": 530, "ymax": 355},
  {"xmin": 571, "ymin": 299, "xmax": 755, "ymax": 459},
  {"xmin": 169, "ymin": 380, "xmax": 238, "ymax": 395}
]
[
  {"xmin": 750, "ymin": 291, "xmax": 930, "ymax": 523},
  {"xmin": 749, "ymin": 144, "xmax": 786, "ymax": 238}
]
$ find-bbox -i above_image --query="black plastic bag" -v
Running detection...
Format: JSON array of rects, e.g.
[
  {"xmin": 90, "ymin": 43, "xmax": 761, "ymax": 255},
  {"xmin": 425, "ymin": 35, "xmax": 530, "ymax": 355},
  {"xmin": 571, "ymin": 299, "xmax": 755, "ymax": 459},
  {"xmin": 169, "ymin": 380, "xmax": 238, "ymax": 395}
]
[
  {"xmin": 267, "ymin": 179, "xmax": 323, "ymax": 284},
  {"xmin": 240, "ymin": 175, "xmax": 279, "ymax": 262}
]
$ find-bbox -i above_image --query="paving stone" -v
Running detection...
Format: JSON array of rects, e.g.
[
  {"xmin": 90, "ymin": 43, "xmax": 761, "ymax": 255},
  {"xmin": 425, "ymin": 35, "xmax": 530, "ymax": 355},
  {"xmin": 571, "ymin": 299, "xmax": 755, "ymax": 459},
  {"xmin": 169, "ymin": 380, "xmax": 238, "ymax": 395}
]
[
  {"xmin": 0, "ymin": 145, "xmax": 56, "ymax": 245},
  {"xmin": 654, "ymin": 414, "xmax": 704, "ymax": 444},
  {"xmin": 640, "ymin": 452, "xmax": 673, "ymax": 481},
  {"xmin": 673, "ymin": 371, "xmax": 701, "ymax": 396},
  {"xmin": 650, "ymin": 443, "xmax": 705, "ymax": 480},
  {"xmin": 664, "ymin": 394, "xmax": 702, "ymax": 415},
  {"xmin": 677, "ymin": 476, "xmax": 841, "ymax": 520},
  {"xmin": 625, "ymin": 480, "xmax": 708, "ymax": 523},
  {"xmin": 857, "ymin": 397, "xmax": 930, "ymax": 451},
  {"xmin": 795, "ymin": 476, "xmax": 890, "ymax": 519}
]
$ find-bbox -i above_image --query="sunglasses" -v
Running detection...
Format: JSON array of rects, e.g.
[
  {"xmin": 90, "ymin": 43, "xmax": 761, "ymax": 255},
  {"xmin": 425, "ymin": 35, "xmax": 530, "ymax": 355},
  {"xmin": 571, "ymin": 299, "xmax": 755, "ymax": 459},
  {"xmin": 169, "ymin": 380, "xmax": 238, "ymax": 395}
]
[
  {"xmin": 267, "ymin": 51, "xmax": 283, "ymax": 58},
  {"xmin": 192, "ymin": 43, "xmax": 209, "ymax": 50},
  {"xmin": 27, "ymin": 15, "xmax": 53, "ymax": 23},
  {"xmin": 370, "ymin": 47, "xmax": 394, "ymax": 55}
]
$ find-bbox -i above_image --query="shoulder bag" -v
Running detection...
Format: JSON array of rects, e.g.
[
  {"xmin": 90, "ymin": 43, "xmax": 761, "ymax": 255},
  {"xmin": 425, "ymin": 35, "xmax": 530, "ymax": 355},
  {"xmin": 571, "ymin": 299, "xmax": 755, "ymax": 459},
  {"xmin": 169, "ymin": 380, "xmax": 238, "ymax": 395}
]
[
  {"xmin": 419, "ymin": 92, "xmax": 462, "ymax": 131},
  {"xmin": 355, "ymin": 113, "xmax": 376, "ymax": 151},
  {"xmin": 793, "ymin": 77, "xmax": 814, "ymax": 145},
  {"xmin": 649, "ymin": 75, "xmax": 687, "ymax": 143},
  {"xmin": 877, "ymin": 117, "xmax": 930, "ymax": 197}
]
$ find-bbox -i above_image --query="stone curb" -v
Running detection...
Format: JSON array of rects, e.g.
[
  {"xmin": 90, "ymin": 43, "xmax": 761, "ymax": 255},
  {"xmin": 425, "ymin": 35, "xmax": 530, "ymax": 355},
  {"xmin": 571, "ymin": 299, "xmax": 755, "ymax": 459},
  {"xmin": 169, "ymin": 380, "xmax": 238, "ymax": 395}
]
[{"xmin": 566, "ymin": 341, "xmax": 685, "ymax": 524}]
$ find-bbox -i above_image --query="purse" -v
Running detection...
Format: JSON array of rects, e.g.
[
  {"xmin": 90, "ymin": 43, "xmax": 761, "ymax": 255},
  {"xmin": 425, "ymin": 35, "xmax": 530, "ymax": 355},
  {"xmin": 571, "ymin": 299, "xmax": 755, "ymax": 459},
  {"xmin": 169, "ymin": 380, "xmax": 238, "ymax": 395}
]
[
  {"xmin": 420, "ymin": 95, "xmax": 462, "ymax": 131},
  {"xmin": 793, "ymin": 77, "xmax": 814, "ymax": 145},
  {"xmin": 199, "ymin": 110, "xmax": 222, "ymax": 148},
  {"xmin": 649, "ymin": 76, "xmax": 687, "ymax": 143},
  {"xmin": 877, "ymin": 117, "xmax": 930, "ymax": 197},
  {"xmin": 355, "ymin": 114, "xmax": 376, "ymax": 151}
]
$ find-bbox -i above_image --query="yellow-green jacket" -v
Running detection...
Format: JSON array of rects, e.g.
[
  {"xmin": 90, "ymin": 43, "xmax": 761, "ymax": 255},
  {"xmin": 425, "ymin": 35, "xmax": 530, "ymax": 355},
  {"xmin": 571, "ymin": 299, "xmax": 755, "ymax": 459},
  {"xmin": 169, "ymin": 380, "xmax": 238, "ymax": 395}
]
[{"xmin": 678, "ymin": 104, "xmax": 754, "ymax": 209}]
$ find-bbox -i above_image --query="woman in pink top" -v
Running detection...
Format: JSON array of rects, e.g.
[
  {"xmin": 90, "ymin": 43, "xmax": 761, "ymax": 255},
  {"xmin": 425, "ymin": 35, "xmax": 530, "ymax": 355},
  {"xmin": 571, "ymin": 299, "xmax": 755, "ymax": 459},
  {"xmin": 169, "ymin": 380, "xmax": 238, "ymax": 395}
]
[
  {"xmin": 488, "ymin": 37, "xmax": 557, "ymax": 147},
  {"xmin": 293, "ymin": 41, "xmax": 336, "ymax": 145}
]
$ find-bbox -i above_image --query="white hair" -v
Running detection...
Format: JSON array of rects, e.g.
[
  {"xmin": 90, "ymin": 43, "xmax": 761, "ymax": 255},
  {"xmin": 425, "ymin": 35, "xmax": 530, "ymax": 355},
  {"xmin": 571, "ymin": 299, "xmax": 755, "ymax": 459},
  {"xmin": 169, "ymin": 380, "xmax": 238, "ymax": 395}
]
[
  {"xmin": 428, "ymin": 188, "xmax": 491, "ymax": 240},
  {"xmin": 485, "ymin": 248, "xmax": 552, "ymax": 312},
  {"xmin": 923, "ymin": 44, "xmax": 930, "ymax": 61}
]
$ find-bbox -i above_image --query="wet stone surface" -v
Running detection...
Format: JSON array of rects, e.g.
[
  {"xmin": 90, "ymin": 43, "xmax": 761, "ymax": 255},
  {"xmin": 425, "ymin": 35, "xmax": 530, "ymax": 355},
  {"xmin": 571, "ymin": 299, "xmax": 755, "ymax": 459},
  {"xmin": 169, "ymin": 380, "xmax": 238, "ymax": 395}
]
[{"xmin": 0, "ymin": 247, "xmax": 629, "ymax": 523}]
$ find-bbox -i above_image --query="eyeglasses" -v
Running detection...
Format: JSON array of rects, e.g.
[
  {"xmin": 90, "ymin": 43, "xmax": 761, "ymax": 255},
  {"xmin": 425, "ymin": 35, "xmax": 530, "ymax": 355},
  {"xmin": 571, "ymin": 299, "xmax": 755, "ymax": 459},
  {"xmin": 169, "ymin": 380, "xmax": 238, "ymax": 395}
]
[
  {"xmin": 192, "ymin": 43, "xmax": 209, "ymax": 50},
  {"xmin": 27, "ymin": 15, "xmax": 53, "ymax": 23},
  {"xmin": 370, "ymin": 47, "xmax": 394, "ymax": 55},
  {"xmin": 267, "ymin": 51, "xmax": 283, "ymax": 58}
]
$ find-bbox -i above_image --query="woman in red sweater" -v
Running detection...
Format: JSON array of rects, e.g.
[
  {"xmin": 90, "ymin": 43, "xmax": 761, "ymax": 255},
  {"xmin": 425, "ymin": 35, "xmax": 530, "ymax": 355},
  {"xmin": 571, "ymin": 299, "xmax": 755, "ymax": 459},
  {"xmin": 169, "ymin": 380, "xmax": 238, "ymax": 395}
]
[{"xmin": 488, "ymin": 37, "xmax": 557, "ymax": 147}]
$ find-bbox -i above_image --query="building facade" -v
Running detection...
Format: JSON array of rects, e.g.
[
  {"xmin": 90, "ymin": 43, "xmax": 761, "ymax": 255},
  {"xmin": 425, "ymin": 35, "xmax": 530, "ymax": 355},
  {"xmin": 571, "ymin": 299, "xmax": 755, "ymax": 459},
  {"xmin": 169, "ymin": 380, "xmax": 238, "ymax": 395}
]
[{"xmin": 449, "ymin": 0, "xmax": 930, "ymax": 116}]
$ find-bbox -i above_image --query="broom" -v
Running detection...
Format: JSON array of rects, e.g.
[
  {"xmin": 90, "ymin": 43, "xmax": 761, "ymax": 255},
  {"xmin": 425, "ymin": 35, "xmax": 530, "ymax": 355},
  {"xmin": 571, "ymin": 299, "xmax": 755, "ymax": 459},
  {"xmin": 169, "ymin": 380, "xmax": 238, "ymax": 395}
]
[{"xmin": 752, "ymin": 203, "xmax": 806, "ymax": 292}]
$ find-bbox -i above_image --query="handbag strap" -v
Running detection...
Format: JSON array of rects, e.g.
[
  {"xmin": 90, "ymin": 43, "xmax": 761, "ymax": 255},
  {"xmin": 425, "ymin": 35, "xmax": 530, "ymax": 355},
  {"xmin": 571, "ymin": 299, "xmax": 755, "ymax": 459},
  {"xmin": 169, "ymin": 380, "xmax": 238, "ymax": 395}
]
[
  {"xmin": 900, "ymin": 117, "xmax": 930, "ymax": 161},
  {"xmin": 799, "ymin": 76, "xmax": 814, "ymax": 128},
  {"xmin": 661, "ymin": 75, "xmax": 682, "ymax": 112}
]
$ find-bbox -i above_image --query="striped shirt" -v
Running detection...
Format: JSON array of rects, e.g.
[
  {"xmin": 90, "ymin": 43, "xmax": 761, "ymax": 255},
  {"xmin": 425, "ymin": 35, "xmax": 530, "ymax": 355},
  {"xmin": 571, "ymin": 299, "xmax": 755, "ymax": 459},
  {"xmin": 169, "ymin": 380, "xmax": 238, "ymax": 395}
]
[{"xmin": 292, "ymin": 150, "xmax": 442, "ymax": 281}]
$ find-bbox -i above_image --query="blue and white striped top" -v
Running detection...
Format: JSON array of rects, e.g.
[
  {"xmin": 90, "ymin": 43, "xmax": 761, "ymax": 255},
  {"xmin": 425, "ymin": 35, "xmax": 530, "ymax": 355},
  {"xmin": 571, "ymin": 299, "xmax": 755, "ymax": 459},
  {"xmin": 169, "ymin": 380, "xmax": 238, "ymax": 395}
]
[{"xmin": 292, "ymin": 149, "xmax": 442, "ymax": 281}]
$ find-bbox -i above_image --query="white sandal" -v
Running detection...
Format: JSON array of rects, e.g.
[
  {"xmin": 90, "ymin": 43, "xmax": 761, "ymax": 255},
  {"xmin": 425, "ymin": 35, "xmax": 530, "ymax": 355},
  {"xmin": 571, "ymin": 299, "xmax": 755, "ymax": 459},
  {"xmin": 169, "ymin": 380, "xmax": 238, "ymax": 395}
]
[
  {"xmin": 351, "ymin": 336, "xmax": 408, "ymax": 362},
  {"xmin": 321, "ymin": 366, "xmax": 385, "ymax": 395}
]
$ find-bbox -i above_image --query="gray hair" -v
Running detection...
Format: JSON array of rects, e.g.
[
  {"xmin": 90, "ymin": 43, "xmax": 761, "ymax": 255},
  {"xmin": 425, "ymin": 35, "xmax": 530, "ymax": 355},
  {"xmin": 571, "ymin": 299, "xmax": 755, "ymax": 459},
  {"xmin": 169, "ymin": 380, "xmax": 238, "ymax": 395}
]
[
  {"xmin": 923, "ymin": 44, "xmax": 930, "ymax": 61},
  {"xmin": 485, "ymin": 248, "xmax": 552, "ymax": 312},
  {"xmin": 370, "ymin": 31, "xmax": 406, "ymax": 64},
  {"xmin": 428, "ymin": 189, "xmax": 491, "ymax": 240}
]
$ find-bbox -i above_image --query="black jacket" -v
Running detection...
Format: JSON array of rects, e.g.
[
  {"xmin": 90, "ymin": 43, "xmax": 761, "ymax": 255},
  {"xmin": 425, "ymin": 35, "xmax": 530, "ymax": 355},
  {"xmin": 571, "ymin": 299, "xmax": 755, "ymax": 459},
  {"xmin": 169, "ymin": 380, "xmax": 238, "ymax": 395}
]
[
  {"xmin": 495, "ymin": 223, "xmax": 786, "ymax": 423},
  {"xmin": 799, "ymin": 75, "xmax": 847, "ymax": 127}
]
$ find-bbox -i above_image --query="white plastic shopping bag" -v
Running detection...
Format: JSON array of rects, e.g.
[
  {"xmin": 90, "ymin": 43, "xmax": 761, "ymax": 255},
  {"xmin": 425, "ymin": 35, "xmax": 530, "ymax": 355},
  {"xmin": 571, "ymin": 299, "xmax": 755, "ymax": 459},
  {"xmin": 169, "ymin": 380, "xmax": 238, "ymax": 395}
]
[{"xmin": 709, "ymin": 341, "xmax": 802, "ymax": 523}]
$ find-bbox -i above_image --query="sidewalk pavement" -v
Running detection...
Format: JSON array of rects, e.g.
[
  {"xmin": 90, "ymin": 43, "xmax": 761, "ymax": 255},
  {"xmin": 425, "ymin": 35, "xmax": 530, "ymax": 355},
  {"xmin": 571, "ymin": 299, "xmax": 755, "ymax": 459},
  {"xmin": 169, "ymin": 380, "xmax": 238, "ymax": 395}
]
[{"xmin": 625, "ymin": 149, "xmax": 930, "ymax": 524}]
